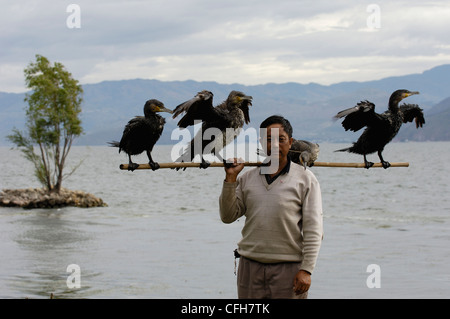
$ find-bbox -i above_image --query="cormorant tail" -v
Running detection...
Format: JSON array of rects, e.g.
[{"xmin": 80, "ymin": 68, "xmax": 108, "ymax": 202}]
[
  {"xmin": 108, "ymin": 141, "xmax": 120, "ymax": 148},
  {"xmin": 335, "ymin": 147, "xmax": 350, "ymax": 152}
]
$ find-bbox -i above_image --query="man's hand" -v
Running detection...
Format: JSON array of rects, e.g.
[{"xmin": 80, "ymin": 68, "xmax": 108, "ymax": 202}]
[
  {"xmin": 293, "ymin": 270, "xmax": 311, "ymax": 295},
  {"xmin": 224, "ymin": 158, "xmax": 245, "ymax": 183}
]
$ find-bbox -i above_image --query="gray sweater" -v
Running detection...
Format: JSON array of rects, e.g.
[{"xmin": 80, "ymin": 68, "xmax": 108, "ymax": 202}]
[{"xmin": 219, "ymin": 163, "xmax": 323, "ymax": 274}]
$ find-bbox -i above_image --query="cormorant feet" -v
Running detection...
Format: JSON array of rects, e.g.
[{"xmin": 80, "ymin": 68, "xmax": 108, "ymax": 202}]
[
  {"xmin": 128, "ymin": 162, "xmax": 140, "ymax": 171},
  {"xmin": 364, "ymin": 161, "xmax": 374, "ymax": 169},
  {"xmin": 381, "ymin": 161, "xmax": 391, "ymax": 169},
  {"xmin": 149, "ymin": 161, "xmax": 160, "ymax": 171},
  {"xmin": 200, "ymin": 158, "xmax": 211, "ymax": 169},
  {"xmin": 173, "ymin": 161, "xmax": 187, "ymax": 171}
]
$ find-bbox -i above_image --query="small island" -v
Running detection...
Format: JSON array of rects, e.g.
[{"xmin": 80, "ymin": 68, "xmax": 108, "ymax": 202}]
[
  {"xmin": 0, "ymin": 188, "xmax": 107, "ymax": 209},
  {"xmin": 3, "ymin": 55, "xmax": 107, "ymax": 211}
]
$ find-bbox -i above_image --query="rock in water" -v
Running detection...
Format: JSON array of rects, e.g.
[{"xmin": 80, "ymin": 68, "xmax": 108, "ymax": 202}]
[{"xmin": 0, "ymin": 188, "xmax": 107, "ymax": 209}]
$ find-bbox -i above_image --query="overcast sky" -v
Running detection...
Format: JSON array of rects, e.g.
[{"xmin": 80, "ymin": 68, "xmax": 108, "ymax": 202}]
[{"xmin": 1, "ymin": 0, "xmax": 450, "ymax": 93}]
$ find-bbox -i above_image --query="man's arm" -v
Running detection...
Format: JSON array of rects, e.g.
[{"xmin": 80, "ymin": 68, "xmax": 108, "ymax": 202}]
[
  {"xmin": 219, "ymin": 159, "xmax": 245, "ymax": 224},
  {"xmin": 293, "ymin": 175, "xmax": 323, "ymax": 295},
  {"xmin": 300, "ymin": 175, "xmax": 324, "ymax": 274}
]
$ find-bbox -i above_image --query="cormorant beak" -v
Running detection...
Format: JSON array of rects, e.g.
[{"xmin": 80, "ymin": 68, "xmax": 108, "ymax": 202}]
[
  {"xmin": 300, "ymin": 153, "xmax": 308, "ymax": 170},
  {"xmin": 158, "ymin": 106, "xmax": 173, "ymax": 114},
  {"xmin": 240, "ymin": 95, "xmax": 253, "ymax": 104},
  {"xmin": 405, "ymin": 91, "xmax": 420, "ymax": 98},
  {"xmin": 301, "ymin": 160, "xmax": 307, "ymax": 170}
]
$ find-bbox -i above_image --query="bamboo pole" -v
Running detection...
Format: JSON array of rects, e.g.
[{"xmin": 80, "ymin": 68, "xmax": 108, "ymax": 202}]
[
  {"xmin": 119, "ymin": 161, "xmax": 409, "ymax": 170},
  {"xmin": 313, "ymin": 162, "xmax": 409, "ymax": 168}
]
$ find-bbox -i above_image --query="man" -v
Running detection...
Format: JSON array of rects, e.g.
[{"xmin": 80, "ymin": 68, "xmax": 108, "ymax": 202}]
[{"xmin": 219, "ymin": 115, "xmax": 323, "ymax": 299}]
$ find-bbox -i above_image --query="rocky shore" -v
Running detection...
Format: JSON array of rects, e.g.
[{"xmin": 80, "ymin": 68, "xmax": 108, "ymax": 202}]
[{"xmin": 0, "ymin": 188, "xmax": 107, "ymax": 209}]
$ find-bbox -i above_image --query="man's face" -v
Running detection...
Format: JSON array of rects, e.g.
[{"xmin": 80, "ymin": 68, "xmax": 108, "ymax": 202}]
[{"xmin": 262, "ymin": 123, "xmax": 293, "ymax": 161}]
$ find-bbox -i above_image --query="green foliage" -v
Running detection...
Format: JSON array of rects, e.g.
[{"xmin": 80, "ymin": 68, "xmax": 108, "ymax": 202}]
[{"xmin": 7, "ymin": 54, "xmax": 83, "ymax": 193}]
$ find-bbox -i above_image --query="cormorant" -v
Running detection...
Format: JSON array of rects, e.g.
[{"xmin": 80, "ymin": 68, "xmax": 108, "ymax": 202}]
[
  {"xmin": 334, "ymin": 89, "xmax": 425, "ymax": 169},
  {"xmin": 109, "ymin": 99, "xmax": 173, "ymax": 171},
  {"xmin": 172, "ymin": 90, "xmax": 252, "ymax": 169},
  {"xmin": 258, "ymin": 139, "xmax": 320, "ymax": 169},
  {"xmin": 288, "ymin": 139, "xmax": 320, "ymax": 169}
]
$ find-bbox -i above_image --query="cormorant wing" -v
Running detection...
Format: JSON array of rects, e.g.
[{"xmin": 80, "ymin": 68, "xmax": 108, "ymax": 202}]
[
  {"xmin": 172, "ymin": 90, "xmax": 222, "ymax": 128},
  {"xmin": 334, "ymin": 100, "xmax": 385, "ymax": 132},
  {"xmin": 399, "ymin": 103, "xmax": 425, "ymax": 128},
  {"xmin": 119, "ymin": 116, "xmax": 145, "ymax": 143}
]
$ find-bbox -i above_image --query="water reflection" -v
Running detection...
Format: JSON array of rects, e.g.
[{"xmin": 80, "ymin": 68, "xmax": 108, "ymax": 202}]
[{"xmin": 10, "ymin": 209, "xmax": 93, "ymax": 298}]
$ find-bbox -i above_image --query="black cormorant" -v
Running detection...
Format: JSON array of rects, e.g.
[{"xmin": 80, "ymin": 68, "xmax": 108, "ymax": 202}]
[
  {"xmin": 334, "ymin": 89, "xmax": 425, "ymax": 169},
  {"xmin": 109, "ymin": 99, "xmax": 173, "ymax": 171},
  {"xmin": 172, "ymin": 90, "xmax": 252, "ymax": 169},
  {"xmin": 288, "ymin": 139, "xmax": 320, "ymax": 169}
]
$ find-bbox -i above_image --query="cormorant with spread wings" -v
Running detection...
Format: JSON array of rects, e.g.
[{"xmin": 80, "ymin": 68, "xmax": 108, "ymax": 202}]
[
  {"xmin": 172, "ymin": 90, "xmax": 252, "ymax": 169},
  {"xmin": 334, "ymin": 89, "xmax": 425, "ymax": 169}
]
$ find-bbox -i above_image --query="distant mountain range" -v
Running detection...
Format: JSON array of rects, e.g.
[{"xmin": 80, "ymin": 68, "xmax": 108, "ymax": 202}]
[{"xmin": 1, "ymin": 64, "xmax": 450, "ymax": 147}]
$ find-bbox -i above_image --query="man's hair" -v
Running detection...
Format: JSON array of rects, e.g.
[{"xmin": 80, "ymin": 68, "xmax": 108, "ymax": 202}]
[{"xmin": 260, "ymin": 115, "xmax": 293, "ymax": 138}]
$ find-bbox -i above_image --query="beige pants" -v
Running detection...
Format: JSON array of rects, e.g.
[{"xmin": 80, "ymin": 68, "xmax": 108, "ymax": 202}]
[{"xmin": 237, "ymin": 256, "xmax": 308, "ymax": 299}]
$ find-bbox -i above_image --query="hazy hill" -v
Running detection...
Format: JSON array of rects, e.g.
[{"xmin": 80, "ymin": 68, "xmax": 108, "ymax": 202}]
[{"xmin": 1, "ymin": 64, "xmax": 450, "ymax": 147}]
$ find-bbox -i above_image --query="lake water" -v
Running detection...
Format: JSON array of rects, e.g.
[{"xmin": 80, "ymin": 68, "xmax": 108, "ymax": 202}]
[{"xmin": 0, "ymin": 142, "xmax": 449, "ymax": 299}]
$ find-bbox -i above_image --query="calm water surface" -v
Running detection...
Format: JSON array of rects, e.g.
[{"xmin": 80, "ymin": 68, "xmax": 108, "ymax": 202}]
[{"xmin": 0, "ymin": 142, "xmax": 449, "ymax": 298}]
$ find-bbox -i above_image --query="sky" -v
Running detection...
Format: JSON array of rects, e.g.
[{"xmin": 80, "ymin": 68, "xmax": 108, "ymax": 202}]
[{"xmin": 1, "ymin": 0, "xmax": 450, "ymax": 93}]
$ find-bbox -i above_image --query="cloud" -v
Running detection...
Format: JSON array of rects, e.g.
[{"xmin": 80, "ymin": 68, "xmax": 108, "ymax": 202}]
[{"xmin": 0, "ymin": 0, "xmax": 449, "ymax": 93}]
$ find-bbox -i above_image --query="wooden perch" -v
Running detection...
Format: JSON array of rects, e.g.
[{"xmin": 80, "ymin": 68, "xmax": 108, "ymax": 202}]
[
  {"xmin": 119, "ymin": 161, "xmax": 409, "ymax": 170},
  {"xmin": 313, "ymin": 162, "xmax": 409, "ymax": 168}
]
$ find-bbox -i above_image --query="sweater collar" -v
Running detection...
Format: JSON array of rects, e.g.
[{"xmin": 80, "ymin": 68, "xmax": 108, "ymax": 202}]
[{"xmin": 263, "ymin": 157, "xmax": 291, "ymax": 185}]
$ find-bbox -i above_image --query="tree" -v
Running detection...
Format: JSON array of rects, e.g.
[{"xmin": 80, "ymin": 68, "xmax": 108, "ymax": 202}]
[{"xmin": 7, "ymin": 54, "xmax": 83, "ymax": 194}]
